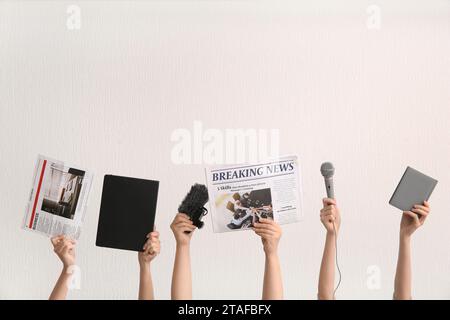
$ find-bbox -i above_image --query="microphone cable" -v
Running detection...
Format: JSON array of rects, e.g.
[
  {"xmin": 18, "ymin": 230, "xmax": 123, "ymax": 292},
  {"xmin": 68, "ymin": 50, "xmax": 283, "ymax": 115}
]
[{"xmin": 332, "ymin": 221, "xmax": 342, "ymax": 296}]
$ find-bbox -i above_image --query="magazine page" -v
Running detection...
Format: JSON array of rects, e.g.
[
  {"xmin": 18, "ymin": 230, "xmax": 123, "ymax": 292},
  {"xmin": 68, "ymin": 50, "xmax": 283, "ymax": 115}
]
[
  {"xmin": 22, "ymin": 155, "xmax": 94, "ymax": 239},
  {"xmin": 205, "ymin": 155, "xmax": 303, "ymax": 233}
]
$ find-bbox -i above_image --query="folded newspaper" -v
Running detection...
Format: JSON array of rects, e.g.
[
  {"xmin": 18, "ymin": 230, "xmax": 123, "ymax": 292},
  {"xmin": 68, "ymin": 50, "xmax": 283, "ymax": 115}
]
[
  {"xmin": 205, "ymin": 155, "xmax": 303, "ymax": 233},
  {"xmin": 22, "ymin": 155, "xmax": 93, "ymax": 239}
]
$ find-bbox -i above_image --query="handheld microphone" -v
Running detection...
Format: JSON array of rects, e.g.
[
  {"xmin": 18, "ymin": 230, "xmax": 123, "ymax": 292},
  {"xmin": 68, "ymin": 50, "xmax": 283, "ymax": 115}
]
[
  {"xmin": 178, "ymin": 184, "xmax": 209, "ymax": 232},
  {"xmin": 320, "ymin": 162, "xmax": 341, "ymax": 295},
  {"xmin": 320, "ymin": 162, "xmax": 335, "ymax": 199}
]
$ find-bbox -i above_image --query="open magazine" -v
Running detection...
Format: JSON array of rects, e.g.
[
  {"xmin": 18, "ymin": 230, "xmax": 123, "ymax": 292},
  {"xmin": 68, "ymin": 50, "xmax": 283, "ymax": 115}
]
[
  {"xmin": 22, "ymin": 155, "xmax": 93, "ymax": 239},
  {"xmin": 205, "ymin": 155, "xmax": 303, "ymax": 233}
]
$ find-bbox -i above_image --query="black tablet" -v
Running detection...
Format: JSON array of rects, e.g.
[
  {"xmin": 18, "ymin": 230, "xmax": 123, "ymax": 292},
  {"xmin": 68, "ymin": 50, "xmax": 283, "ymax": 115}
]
[{"xmin": 96, "ymin": 175, "xmax": 159, "ymax": 252}]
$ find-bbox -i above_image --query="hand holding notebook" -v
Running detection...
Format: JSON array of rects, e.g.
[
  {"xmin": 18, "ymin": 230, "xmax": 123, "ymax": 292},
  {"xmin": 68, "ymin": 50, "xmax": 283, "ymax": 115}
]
[
  {"xmin": 96, "ymin": 175, "xmax": 159, "ymax": 252},
  {"xmin": 389, "ymin": 167, "xmax": 437, "ymax": 212}
]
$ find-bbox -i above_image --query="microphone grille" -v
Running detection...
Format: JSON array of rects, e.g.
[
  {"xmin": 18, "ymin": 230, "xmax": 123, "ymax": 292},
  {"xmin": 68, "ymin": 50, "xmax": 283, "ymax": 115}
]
[{"xmin": 320, "ymin": 162, "xmax": 335, "ymax": 178}]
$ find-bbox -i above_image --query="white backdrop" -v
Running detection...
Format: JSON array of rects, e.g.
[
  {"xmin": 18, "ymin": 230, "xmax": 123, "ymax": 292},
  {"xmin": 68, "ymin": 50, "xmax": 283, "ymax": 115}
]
[{"xmin": 1, "ymin": 1, "xmax": 449, "ymax": 299}]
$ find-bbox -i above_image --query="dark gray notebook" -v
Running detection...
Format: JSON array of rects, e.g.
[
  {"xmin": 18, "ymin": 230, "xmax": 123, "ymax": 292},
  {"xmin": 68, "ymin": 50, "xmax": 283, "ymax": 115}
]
[
  {"xmin": 389, "ymin": 167, "xmax": 437, "ymax": 212},
  {"xmin": 96, "ymin": 175, "xmax": 159, "ymax": 252}
]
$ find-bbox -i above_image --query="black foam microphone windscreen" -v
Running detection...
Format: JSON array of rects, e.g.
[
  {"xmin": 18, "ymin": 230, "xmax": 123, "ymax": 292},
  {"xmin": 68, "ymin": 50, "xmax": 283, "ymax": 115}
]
[{"xmin": 178, "ymin": 184, "xmax": 209, "ymax": 229}]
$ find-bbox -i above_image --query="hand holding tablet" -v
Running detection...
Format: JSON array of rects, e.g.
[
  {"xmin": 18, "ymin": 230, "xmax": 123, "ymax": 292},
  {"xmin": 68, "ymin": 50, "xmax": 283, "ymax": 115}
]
[
  {"xmin": 96, "ymin": 175, "xmax": 159, "ymax": 252},
  {"xmin": 389, "ymin": 167, "xmax": 437, "ymax": 212},
  {"xmin": 400, "ymin": 201, "xmax": 431, "ymax": 237},
  {"xmin": 389, "ymin": 167, "xmax": 436, "ymax": 237},
  {"xmin": 138, "ymin": 230, "xmax": 161, "ymax": 267}
]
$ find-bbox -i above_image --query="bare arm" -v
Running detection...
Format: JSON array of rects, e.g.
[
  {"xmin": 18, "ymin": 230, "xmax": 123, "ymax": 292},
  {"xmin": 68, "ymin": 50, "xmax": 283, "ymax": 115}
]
[
  {"xmin": 394, "ymin": 235, "xmax": 412, "ymax": 299},
  {"xmin": 49, "ymin": 268, "xmax": 72, "ymax": 300},
  {"xmin": 254, "ymin": 218, "xmax": 283, "ymax": 300},
  {"xmin": 394, "ymin": 201, "xmax": 430, "ymax": 300},
  {"xmin": 262, "ymin": 253, "xmax": 283, "ymax": 300},
  {"xmin": 170, "ymin": 213, "xmax": 196, "ymax": 300},
  {"xmin": 49, "ymin": 235, "xmax": 76, "ymax": 300},
  {"xmin": 318, "ymin": 233, "xmax": 336, "ymax": 300},
  {"xmin": 139, "ymin": 266, "xmax": 154, "ymax": 300},
  {"xmin": 171, "ymin": 244, "xmax": 192, "ymax": 299},
  {"xmin": 318, "ymin": 198, "xmax": 340, "ymax": 300},
  {"xmin": 138, "ymin": 230, "xmax": 160, "ymax": 300}
]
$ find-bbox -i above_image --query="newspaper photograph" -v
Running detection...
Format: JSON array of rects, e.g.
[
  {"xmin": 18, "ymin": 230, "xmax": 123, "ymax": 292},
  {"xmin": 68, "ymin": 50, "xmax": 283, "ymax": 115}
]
[
  {"xmin": 22, "ymin": 155, "xmax": 94, "ymax": 239},
  {"xmin": 205, "ymin": 155, "xmax": 303, "ymax": 233}
]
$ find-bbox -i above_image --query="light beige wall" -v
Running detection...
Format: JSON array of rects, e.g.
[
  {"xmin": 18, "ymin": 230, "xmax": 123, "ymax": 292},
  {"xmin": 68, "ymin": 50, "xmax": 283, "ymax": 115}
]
[{"xmin": 0, "ymin": 1, "xmax": 449, "ymax": 299}]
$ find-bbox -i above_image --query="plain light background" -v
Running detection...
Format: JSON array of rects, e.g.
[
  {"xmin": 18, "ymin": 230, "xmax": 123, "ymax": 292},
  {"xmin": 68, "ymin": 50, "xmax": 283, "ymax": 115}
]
[{"xmin": 1, "ymin": 0, "xmax": 449, "ymax": 299}]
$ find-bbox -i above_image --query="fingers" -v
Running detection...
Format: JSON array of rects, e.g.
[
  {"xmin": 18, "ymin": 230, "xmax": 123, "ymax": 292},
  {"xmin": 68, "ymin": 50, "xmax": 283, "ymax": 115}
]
[
  {"xmin": 320, "ymin": 209, "xmax": 335, "ymax": 216},
  {"xmin": 144, "ymin": 227, "xmax": 158, "ymax": 252},
  {"xmin": 253, "ymin": 219, "xmax": 281, "ymax": 239},
  {"xmin": 185, "ymin": 224, "xmax": 197, "ymax": 230},
  {"xmin": 256, "ymin": 218, "xmax": 276, "ymax": 225},
  {"xmin": 146, "ymin": 230, "xmax": 160, "ymax": 239},
  {"xmin": 253, "ymin": 220, "xmax": 276, "ymax": 231},
  {"xmin": 152, "ymin": 241, "xmax": 161, "ymax": 254},
  {"xmin": 411, "ymin": 207, "xmax": 429, "ymax": 218},
  {"xmin": 50, "ymin": 235, "xmax": 64, "ymax": 246},
  {"xmin": 55, "ymin": 240, "xmax": 74, "ymax": 258},
  {"xmin": 65, "ymin": 238, "xmax": 76, "ymax": 246},
  {"xmin": 254, "ymin": 230, "xmax": 276, "ymax": 238},
  {"xmin": 320, "ymin": 214, "xmax": 336, "ymax": 223},
  {"xmin": 320, "ymin": 204, "xmax": 337, "ymax": 213},
  {"xmin": 176, "ymin": 222, "xmax": 196, "ymax": 230},
  {"xmin": 54, "ymin": 240, "xmax": 68, "ymax": 252},
  {"xmin": 322, "ymin": 198, "xmax": 336, "ymax": 207},
  {"xmin": 320, "ymin": 212, "xmax": 335, "ymax": 219},
  {"xmin": 413, "ymin": 204, "xmax": 430, "ymax": 214},
  {"xmin": 320, "ymin": 204, "xmax": 338, "ymax": 221},
  {"xmin": 253, "ymin": 224, "xmax": 277, "ymax": 235},
  {"xmin": 143, "ymin": 237, "xmax": 160, "ymax": 250},
  {"xmin": 171, "ymin": 212, "xmax": 196, "ymax": 236},
  {"xmin": 404, "ymin": 211, "xmax": 421, "ymax": 226},
  {"xmin": 411, "ymin": 201, "xmax": 430, "ymax": 224},
  {"xmin": 414, "ymin": 203, "xmax": 430, "ymax": 211},
  {"xmin": 176, "ymin": 213, "xmax": 191, "ymax": 222},
  {"xmin": 143, "ymin": 230, "xmax": 160, "ymax": 248},
  {"xmin": 61, "ymin": 242, "xmax": 75, "ymax": 255},
  {"xmin": 253, "ymin": 220, "xmax": 280, "ymax": 233},
  {"xmin": 51, "ymin": 235, "xmax": 76, "ymax": 251},
  {"xmin": 143, "ymin": 237, "xmax": 161, "ymax": 256},
  {"xmin": 404, "ymin": 211, "xmax": 418, "ymax": 219},
  {"xmin": 253, "ymin": 228, "xmax": 276, "ymax": 236},
  {"xmin": 143, "ymin": 236, "xmax": 160, "ymax": 252},
  {"xmin": 145, "ymin": 243, "xmax": 160, "ymax": 256},
  {"xmin": 54, "ymin": 242, "xmax": 65, "ymax": 254},
  {"xmin": 409, "ymin": 202, "xmax": 431, "ymax": 224},
  {"xmin": 171, "ymin": 213, "xmax": 193, "ymax": 227}
]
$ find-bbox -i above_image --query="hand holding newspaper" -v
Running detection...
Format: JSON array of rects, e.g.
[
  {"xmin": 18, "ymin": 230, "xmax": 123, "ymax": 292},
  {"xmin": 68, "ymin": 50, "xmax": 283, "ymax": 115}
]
[
  {"xmin": 205, "ymin": 155, "xmax": 303, "ymax": 233},
  {"xmin": 22, "ymin": 155, "xmax": 93, "ymax": 239}
]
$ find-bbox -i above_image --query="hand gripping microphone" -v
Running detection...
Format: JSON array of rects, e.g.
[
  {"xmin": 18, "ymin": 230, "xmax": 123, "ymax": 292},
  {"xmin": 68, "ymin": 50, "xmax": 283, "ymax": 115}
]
[
  {"xmin": 320, "ymin": 162, "xmax": 341, "ymax": 295},
  {"xmin": 178, "ymin": 184, "xmax": 209, "ymax": 232},
  {"xmin": 320, "ymin": 162, "xmax": 335, "ymax": 199}
]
